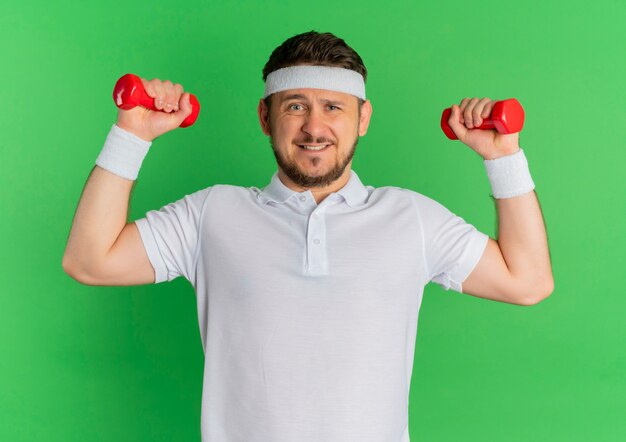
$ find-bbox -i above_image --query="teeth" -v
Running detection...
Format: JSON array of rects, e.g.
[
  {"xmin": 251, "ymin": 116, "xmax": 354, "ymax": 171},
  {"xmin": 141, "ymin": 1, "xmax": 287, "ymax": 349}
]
[{"xmin": 300, "ymin": 144, "xmax": 329, "ymax": 151}]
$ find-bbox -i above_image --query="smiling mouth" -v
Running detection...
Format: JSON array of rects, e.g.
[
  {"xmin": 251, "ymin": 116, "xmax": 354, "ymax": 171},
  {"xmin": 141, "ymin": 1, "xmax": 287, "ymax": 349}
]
[{"xmin": 297, "ymin": 144, "xmax": 333, "ymax": 152}]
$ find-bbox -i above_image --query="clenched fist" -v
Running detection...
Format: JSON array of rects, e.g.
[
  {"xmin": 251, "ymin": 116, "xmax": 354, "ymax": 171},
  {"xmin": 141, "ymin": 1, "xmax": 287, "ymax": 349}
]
[
  {"xmin": 448, "ymin": 97, "xmax": 521, "ymax": 160},
  {"xmin": 116, "ymin": 76, "xmax": 194, "ymax": 142}
]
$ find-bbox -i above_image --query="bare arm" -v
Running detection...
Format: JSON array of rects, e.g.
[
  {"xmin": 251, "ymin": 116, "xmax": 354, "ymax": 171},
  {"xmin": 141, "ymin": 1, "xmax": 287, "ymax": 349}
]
[
  {"xmin": 62, "ymin": 166, "xmax": 154, "ymax": 285},
  {"xmin": 62, "ymin": 76, "xmax": 193, "ymax": 285},
  {"xmin": 462, "ymin": 191, "xmax": 553, "ymax": 305}
]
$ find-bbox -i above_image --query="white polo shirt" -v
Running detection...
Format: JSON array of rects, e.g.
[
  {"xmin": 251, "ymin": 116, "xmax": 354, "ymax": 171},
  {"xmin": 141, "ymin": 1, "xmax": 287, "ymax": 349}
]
[{"xmin": 134, "ymin": 169, "xmax": 489, "ymax": 442}]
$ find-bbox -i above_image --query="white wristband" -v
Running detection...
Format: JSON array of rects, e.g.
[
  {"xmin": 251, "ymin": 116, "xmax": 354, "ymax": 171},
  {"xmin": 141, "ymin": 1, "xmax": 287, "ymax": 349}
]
[
  {"xmin": 95, "ymin": 124, "xmax": 152, "ymax": 181},
  {"xmin": 483, "ymin": 148, "xmax": 535, "ymax": 199}
]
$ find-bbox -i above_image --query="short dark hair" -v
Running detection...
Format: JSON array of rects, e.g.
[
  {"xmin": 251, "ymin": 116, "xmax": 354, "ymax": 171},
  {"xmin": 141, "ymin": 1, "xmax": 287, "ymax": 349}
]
[{"xmin": 262, "ymin": 31, "xmax": 367, "ymax": 110}]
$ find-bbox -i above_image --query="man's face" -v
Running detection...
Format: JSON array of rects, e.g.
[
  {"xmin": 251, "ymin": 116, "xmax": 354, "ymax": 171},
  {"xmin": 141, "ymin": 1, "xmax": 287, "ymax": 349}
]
[{"xmin": 258, "ymin": 88, "xmax": 372, "ymax": 189}]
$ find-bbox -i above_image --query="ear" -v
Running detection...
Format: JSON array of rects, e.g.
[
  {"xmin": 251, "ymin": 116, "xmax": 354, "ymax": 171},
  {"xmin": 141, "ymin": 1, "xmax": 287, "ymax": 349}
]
[
  {"xmin": 257, "ymin": 98, "xmax": 271, "ymax": 136},
  {"xmin": 357, "ymin": 99, "xmax": 373, "ymax": 136}
]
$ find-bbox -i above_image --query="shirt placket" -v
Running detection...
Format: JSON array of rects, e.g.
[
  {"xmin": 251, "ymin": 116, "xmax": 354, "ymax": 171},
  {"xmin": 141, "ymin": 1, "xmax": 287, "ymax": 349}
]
[{"xmin": 305, "ymin": 207, "xmax": 328, "ymax": 276}]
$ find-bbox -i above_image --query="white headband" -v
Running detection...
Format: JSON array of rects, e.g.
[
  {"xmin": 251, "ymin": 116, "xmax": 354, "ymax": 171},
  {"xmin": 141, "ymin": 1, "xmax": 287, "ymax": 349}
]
[{"xmin": 263, "ymin": 65, "xmax": 366, "ymax": 100}]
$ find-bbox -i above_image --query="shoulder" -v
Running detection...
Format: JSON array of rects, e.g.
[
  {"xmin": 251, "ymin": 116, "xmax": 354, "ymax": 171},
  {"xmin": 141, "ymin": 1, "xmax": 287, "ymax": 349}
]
[
  {"xmin": 369, "ymin": 185, "xmax": 459, "ymax": 223},
  {"xmin": 370, "ymin": 185, "xmax": 439, "ymax": 207},
  {"xmin": 182, "ymin": 182, "xmax": 279, "ymax": 206},
  {"xmin": 197, "ymin": 183, "xmax": 264, "ymax": 208},
  {"xmin": 208, "ymin": 183, "xmax": 259, "ymax": 198}
]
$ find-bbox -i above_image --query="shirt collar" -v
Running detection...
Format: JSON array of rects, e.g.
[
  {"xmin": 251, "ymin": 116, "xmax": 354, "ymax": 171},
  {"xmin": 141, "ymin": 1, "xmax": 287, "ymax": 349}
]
[{"xmin": 257, "ymin": 169, "xmax": 369, "ymax": 207}]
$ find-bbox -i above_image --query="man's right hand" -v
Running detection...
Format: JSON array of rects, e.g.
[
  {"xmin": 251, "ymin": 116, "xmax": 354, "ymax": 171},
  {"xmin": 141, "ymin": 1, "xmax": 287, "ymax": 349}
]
[{"xmin": 116, "ymin": 77, "xmax": 194, "ymax": 142}]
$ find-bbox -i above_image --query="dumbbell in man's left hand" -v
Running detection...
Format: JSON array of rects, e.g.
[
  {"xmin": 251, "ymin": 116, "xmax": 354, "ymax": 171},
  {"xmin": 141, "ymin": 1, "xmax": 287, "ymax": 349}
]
[{"xmin": 448, "ymin": 97, "xmax": 521, "ymax": 160}]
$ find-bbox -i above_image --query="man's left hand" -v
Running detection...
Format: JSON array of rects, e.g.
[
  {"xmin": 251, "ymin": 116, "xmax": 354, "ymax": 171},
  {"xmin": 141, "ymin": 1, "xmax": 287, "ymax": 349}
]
[{"xmin": 448, "ymin": 97, "xmax": 521, "ymax": 160}]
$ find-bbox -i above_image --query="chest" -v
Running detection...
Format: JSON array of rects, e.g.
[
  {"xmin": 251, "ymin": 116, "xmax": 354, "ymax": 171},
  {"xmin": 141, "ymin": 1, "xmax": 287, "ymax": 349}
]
[{"xmin": 200, "ymin": 199, "xmax": 426, "ymax": 284}]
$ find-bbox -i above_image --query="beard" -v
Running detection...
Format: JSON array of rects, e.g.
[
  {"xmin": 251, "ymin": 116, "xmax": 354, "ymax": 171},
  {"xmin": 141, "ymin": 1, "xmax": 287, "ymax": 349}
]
[{"xmin": 269, "ymin": 132, "xmax": 359, "ymax": 189}]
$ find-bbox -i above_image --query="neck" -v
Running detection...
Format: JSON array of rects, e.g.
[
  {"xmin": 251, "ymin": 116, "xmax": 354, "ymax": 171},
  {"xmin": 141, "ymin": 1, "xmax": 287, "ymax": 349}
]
[{"xmin": 278, "ymin": 166, "xmax": 352, "ymax": 204}]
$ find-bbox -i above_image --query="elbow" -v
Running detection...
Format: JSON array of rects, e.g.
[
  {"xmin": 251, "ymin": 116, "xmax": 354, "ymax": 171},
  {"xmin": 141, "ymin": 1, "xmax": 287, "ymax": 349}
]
[
  {"xmin": 519, "ymin": 276, "xmax": 555, "ymax": 306},
  {"xmin": 62, "ymin": 254, "xmax": 78, "ymax": 279},
  {"xmin": 62, "ymin": 254, "xmax": 86, "ymax": 284},
  {"xmin": 62, "ymin": 254, "xmax": 100, "ymax": 286}
]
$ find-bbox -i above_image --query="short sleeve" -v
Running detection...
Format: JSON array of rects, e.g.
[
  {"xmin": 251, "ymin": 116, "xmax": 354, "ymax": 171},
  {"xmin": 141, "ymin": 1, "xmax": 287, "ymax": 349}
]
[
  {"xmin": 134, "ymin": 187, "xmax": 212, "ymax": 284},
  {"xmin": 414, "ymin": 193, "xmax": 489, "ymax": 293}
]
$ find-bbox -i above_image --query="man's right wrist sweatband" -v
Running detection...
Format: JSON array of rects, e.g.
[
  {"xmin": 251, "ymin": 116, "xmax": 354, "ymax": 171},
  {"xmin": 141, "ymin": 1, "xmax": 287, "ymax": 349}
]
[{"xmin": 95, "ymin": 124, "xmax": 152, "ymax": 181}]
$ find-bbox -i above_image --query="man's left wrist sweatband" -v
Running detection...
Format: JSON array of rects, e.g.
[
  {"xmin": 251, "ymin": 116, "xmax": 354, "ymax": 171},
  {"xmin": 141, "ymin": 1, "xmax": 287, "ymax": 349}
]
[
  {"xmin": 95, "ymin": 124, "xmax": 152, "ymax": 181},
  {"xmin": 483, "ymin": 148, "xmax": 535, "ymax": 199}
]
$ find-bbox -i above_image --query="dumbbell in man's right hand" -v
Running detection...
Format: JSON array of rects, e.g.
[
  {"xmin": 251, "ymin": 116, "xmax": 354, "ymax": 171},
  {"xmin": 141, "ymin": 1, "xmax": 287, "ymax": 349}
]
[{"xmin": 113, "ymin": 73, "xmax": 200, "ymax": 142}]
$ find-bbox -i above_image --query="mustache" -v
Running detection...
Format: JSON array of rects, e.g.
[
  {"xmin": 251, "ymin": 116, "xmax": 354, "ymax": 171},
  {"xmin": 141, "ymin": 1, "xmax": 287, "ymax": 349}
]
[{"xmin": 294, "ymin": 136, "xmax": 335, "ymax": 145}]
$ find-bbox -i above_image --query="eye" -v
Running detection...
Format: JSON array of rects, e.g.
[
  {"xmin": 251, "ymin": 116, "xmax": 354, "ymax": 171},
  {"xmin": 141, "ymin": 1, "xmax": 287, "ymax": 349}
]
[
  {"xmin": 288, "ymin": 103, "xmax": 304, "ymax": 111},
  {"xmin": 328, "ymin": 105, "xmax": 340, "ymax": 110}
]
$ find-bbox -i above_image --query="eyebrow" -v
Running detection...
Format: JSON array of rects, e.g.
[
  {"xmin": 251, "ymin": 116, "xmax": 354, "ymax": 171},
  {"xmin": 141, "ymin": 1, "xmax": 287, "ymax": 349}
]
[{"xmin": 280, "ymin": 94, "xmax": 347, "ymax": 106}]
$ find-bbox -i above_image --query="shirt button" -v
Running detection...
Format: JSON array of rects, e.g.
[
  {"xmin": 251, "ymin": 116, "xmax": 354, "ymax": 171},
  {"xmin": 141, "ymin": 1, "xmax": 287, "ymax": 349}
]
[
  {"xmin": 299, "ymin": 196, "xmax": 306, "ymax": 202},
  {"xmin": 313, "ymin": 213, "xmax": 319, "ymax": 219},
  {"xmin": 313, "ymin": 238, "xmax": 320, "ymax": 245}
]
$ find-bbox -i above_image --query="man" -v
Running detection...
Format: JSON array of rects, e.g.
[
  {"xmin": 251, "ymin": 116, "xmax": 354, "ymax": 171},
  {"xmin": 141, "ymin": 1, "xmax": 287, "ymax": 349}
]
[{"xmin": 63, "ymin": 31, "xmax": 553, "ymax": 442}]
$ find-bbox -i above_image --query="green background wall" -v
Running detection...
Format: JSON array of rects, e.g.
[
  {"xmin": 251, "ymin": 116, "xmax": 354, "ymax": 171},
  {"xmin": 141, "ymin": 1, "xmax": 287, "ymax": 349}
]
[{"xmin": 1, "ymin": 0, "xmax": 624, "ymax": 440}]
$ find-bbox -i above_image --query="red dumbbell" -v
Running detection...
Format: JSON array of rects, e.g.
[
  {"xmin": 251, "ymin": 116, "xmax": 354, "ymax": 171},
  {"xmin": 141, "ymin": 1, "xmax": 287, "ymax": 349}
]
[
  {"xmin": 112, "ymin": 73, "xmax": 200, "ymax": 128},
  {"xmin": 440, "ymin": 98, "xmax": 524, "ymax": 140}
]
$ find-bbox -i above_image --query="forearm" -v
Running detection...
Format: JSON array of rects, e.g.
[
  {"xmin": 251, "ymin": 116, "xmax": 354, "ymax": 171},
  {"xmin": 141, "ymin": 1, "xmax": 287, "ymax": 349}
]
[
  {"xmin": 62, "ymin": 166, "xmax": 134, "ymax": 275},
  {"xmin": 496, "ymin": 189, "xmax": 554, "ymax": 296}
]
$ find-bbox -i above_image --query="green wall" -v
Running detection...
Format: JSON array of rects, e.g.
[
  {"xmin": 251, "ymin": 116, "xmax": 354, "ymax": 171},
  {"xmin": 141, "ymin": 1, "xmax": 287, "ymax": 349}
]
[{"xmin": 2, "ymin": 0, "xmax": 624, "ymax": 440}]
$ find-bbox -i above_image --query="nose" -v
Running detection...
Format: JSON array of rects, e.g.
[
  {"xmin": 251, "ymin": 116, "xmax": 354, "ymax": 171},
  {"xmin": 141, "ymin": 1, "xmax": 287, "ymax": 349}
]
[{"xmin": 301, "ymin": 107, "xmax": 328, "ymax": 139}]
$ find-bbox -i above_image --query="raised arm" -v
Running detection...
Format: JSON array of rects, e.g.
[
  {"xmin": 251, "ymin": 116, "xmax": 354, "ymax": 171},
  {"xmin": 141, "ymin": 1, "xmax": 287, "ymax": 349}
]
[
  {"xmin": 62, "ymin": 77, "xmax": 194, "ymax": 286},
  {"xmin": 447, "ymin": 98, "xmax": 554, "ymax": 305}
]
